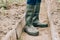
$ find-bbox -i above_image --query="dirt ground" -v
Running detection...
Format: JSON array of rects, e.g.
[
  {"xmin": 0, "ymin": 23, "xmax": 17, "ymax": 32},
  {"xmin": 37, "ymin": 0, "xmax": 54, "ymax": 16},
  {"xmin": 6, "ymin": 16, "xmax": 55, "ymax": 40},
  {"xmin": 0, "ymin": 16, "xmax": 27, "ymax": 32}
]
[
  {"xmin": 20, "ymin": 0, "xmax": 60, "ymax": 40},
  {"xmin": 51, "ymin": 5, "xmax": 60, "ymax": 38},
  {"xmin": 0, "ymin": 2, "xmax": 26, "ymax": 40},
  {"xmin": 0, "ymin": 0, "xmax": 60, "ymax": 40}
]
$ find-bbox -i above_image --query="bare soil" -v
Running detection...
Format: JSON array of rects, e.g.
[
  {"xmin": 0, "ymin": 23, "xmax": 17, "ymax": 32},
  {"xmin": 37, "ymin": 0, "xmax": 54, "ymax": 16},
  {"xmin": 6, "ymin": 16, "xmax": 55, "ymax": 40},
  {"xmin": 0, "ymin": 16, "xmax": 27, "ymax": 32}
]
[
  {"xmin": 0, "ymin": 2, "xmax": 26, "ymax": 40},
  {"xmin": 0, "ymin": 0, "xmax": 60, "ymax": 40}
]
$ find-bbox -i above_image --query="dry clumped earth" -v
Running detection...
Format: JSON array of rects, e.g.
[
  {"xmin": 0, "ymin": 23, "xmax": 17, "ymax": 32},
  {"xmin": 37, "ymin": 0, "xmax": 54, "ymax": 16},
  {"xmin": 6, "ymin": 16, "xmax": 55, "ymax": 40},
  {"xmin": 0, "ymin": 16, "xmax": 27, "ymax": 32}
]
[
  {"xmin": 50, "ymin": 1, "xmax": 60, "ymax": 38},
  {"xmin": 0, "ymin": 2, "xmax": 26, "ymax": 40},
  {"xmin": 0, "ymin": 0, "xmax": 60, "ymax": 40},
  {"xmin": 51, "ymin": 10, "xmax": 60, "ymax": 38}
]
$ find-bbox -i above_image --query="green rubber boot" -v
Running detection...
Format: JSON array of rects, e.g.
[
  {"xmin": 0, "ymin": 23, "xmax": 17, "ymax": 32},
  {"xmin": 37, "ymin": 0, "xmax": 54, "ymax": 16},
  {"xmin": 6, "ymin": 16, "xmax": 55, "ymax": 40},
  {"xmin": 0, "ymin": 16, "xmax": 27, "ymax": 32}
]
[
  {"xmin": 32, "ymin": 3, "xmax": 48, "ymax": 27},
  {"xmin": 24, "ymin": 4, "xmax": 39, "ymax": 36}
]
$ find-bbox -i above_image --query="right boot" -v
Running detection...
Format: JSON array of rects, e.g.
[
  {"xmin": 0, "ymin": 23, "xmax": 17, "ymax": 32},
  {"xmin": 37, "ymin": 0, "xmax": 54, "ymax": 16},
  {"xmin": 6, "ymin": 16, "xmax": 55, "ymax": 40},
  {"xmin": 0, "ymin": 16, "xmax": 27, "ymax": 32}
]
[
  {"xmin": 23, "ymin": 4, "xmax": 39, "ymax": 36},
  {"xmin": 32, "ymin": 3, "xmax": 48, "ymax": 27}
]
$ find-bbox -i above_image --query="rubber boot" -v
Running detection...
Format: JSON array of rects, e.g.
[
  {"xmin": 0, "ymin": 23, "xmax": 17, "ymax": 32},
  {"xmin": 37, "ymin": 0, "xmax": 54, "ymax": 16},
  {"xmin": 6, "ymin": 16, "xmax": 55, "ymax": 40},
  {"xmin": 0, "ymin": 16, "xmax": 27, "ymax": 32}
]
[
  {"xmin": 24, "ymin": 4, "xmax": 39, "ymax": 36},
  {"xmin": 32, "ymin": 3, "xmax": 48, "ymax": 27}
]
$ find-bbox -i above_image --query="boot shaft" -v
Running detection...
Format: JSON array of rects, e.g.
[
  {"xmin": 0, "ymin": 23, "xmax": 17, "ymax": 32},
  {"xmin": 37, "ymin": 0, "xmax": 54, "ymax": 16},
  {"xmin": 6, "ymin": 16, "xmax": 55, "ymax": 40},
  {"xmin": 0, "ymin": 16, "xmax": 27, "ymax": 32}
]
[
  {"xmin": 32, "ymin": 3, "xmax": 41, "ymax": 23},
  {"xmin": 25, "ymin": 4, "xmax": 35, "ymax": 26},
  {"xmin": 25, "ymin": 2, "xmax": 41, "ymax": 26}
]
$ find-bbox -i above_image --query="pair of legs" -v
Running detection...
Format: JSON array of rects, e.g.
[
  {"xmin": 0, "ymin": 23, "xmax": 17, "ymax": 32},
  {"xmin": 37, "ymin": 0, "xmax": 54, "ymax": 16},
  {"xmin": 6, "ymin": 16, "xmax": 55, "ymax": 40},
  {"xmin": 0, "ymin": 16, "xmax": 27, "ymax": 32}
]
[{"xmin": 24, "ymin": 0, "xmax": 48, "ymax": 36}]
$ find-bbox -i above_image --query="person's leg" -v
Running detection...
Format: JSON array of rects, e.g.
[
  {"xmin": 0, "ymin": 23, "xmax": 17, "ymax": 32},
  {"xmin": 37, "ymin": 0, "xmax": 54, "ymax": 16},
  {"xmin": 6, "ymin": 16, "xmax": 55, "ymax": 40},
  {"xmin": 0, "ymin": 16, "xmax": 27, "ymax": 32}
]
[
  {"xmin": 27, "ymin": 0, "xmax": 36, "ymax": 5},
  {"xmin": 32, "ymin": 0, "xmax": 48, "ymax": 27},
  {"xmin": 24, "ymin": 0, "xmax": 39, "ymax": 36}
]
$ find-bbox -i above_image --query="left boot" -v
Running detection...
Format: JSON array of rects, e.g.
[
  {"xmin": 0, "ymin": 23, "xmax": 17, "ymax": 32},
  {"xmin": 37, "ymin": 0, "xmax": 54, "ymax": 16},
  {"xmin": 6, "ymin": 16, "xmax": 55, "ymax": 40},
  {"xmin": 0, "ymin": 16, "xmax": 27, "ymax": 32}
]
[
  {"xmin": 32, "ymin": 3, "xmax": 48, "ymax": 27},
  {"xmin": 24, "ymin": 4, "xmax": 39, "ymax": 36}
]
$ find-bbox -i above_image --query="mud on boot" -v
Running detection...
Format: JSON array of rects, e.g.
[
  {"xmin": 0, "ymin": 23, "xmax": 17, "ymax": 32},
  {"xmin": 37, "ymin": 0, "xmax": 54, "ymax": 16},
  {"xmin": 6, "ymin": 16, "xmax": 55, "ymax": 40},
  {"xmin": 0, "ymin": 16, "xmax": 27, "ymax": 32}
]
[{"xmin": 23, "ymin": 25, "xmax": 39, "ymax": 36}]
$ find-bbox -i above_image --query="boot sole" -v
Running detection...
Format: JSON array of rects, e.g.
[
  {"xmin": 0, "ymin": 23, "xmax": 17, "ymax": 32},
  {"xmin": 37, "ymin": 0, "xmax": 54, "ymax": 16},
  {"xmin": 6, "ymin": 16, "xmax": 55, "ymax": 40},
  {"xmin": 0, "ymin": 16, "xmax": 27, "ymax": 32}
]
[{"xmin": 33, "ymin": 24, "xmax": 48, "ymax": 28}]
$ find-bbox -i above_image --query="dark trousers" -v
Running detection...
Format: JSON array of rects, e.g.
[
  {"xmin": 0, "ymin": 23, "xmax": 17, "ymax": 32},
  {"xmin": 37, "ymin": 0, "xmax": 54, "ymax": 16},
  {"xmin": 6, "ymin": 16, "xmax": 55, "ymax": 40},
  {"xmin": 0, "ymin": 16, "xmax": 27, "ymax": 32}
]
[{"xmin": 27, "ymin": 0, "xmax": 41, "ymax": 5}]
